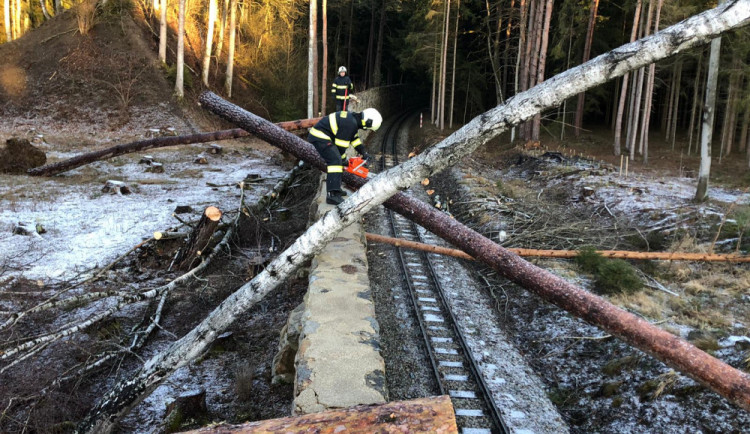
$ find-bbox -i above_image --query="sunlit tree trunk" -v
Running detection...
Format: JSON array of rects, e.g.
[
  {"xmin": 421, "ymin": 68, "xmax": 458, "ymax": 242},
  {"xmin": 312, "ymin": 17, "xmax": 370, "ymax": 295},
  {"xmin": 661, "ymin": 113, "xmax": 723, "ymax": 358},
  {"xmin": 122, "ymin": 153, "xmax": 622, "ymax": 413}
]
[
  {"xmin": 574, "ymin": 0, "xmax": 600, "ymax": 138},
  {"xmin": 159, "ymin": 0, "xmax": 167, "ymax": 63},
  {"xmin": 53, "ymin": 0, "xmax": 60, "ymax": 14},
  {"xmin": 695, "ymin": 10, "xmax": 723, "ymax": 202},
  {"xmin": 13, "ymin": 0, "xmax": 21, "ymax": 39},
  {"xmin": 449, "ymin": 0, "xmax": 460, "ymax": 128},
  {"xmin": 215, "ymin": 0, "xmax": 228, "ymax": 65},
  {"xmin": 202, "ymin": 0, "xmax": 218, "ymax": 87},
  {"xmin": 40, "ymin": 0, "xmax": 51, "ymax": 20},
  {"xmin": 307, "ymin": 0, "xmax": 317, "ymax": 117},
  {"xmin": 321, "ymin": 0, "xmax": 328, "ymax": 113},
  {"xmin": 225, "ymin": 0, "xmax": 237, "ymax": 97},
  {"xmin": 175, "ymin": 0, "xmax": 186, "ymax": 98},
  {"xmin": 4, "ymin": 0, "xmax": 11, "ymax": 42},
  {"xmin": 613, "ymin": 0, "xmax": 642, "ymax": 156},
  {"xmin": 373, "ymin": 0, "xmax": 386, "ymax": 87}
]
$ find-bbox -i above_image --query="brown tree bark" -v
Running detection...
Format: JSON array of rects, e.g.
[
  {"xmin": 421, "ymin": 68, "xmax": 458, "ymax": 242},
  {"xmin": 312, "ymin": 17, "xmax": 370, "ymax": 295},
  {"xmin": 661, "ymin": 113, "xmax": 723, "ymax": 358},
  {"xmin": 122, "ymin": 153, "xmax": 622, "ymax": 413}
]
[
  {"xmin": 373, "ymin": 0, "xmax": 387, "ymax": 86},
  {"xmin": 321, "ymin": 0, "xmax": 328, "ymax": 114},
  {"xmin": 174, "ymin": 206, "xmax": 223, "ymax": 270},
  {"xmin": 531, "ymin": 0, "xmax": 554, "ymax": 141},
  {"xmin": 186, "ymin": 396, "xmax": 458, "ymax": 433}
]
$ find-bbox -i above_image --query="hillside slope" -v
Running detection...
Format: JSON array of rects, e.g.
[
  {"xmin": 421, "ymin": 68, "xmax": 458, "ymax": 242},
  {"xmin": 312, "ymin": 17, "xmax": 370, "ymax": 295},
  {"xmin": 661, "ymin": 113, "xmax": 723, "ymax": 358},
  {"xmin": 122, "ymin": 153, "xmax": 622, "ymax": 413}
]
[{"xmin": 0, "ymin": 7, "xmax": 193, "ymax": 142}]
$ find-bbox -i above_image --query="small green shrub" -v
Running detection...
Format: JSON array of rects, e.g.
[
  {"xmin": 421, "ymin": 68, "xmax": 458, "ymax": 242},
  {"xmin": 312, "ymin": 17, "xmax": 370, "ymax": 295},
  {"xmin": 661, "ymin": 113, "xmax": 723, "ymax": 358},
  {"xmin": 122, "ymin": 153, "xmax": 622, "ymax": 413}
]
[
  {"xmin": 163, "ymin": 64, "xmax": 193, "ymax": 91},
  {"xmin": 575, "ymin": 247, "xmax": 642, "ymax": 295}
]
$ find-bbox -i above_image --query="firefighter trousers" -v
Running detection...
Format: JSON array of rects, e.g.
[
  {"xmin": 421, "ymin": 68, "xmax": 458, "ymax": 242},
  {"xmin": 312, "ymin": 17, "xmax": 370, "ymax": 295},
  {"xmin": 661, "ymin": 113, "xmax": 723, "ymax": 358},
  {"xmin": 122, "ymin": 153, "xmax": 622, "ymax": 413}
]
[{"xmin": 310, "ymin": 138, "xmax": 346, "ymax": 194}]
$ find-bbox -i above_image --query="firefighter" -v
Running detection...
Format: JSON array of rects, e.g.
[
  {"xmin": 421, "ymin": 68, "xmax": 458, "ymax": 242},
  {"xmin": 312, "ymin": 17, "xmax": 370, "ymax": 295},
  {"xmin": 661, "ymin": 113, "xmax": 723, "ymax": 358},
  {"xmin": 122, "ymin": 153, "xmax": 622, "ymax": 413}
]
[
  {"xmin": 331, "ymin": 66, "xmax": 355, "ymax": 111},
  {"xmin": 308, "ymin": 108, "xmax": 383, "ymax": 205}
]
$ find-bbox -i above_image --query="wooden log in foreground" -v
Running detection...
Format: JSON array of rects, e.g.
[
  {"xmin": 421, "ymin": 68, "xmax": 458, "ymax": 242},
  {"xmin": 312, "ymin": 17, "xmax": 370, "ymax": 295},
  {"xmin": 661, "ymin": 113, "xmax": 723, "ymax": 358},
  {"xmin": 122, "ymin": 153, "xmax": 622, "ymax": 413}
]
[
  {"xmin": 174, "ymin": 206, "xmax": 223, "ymax": 271},
  {"xmin": 26, "ymin": 117, "xmax": 322, "ymax": 177},
  {"xmin": 185, "ymin": 396, "xmax": 457, "ymax": 433},
  {"xmin": 199, "ymin": 89, "xmax": 750, "ymax": 411},
  {"xmin": 364, "ymin": 233, "xmax": 750, "ymax": 263}
]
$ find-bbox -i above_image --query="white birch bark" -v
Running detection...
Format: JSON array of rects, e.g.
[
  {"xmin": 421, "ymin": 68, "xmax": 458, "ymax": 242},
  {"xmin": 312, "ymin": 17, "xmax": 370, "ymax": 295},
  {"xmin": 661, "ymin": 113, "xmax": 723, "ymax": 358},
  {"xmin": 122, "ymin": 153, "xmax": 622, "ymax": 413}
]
[
  {"xmin": 307, "ymin": 0, "xmax": 316, "ymax": 118},
  {"xmin": 4, "ymin": 0, "xmax": 11, "ymax": 42},
  {"xmin": 202, "ymin": 0, "xmax": 218, "ymax": 87},
  {"xmin": 175, "ymin": 0, "xmax": 185, "ymax": 98},
  {"xmin": 79, "ymin": 3, "xmax": 750, "ymax": 431},
  {"xmin": 695, "ymin": 2, "xmax": 726, "ymax": 201},
  {"xmin": 224, "ymin": 0, "xmax": 236, "ymax": 97},
  {"xmin": 159, "ymin": 0, "xmax": 167, "ymax": 63}
]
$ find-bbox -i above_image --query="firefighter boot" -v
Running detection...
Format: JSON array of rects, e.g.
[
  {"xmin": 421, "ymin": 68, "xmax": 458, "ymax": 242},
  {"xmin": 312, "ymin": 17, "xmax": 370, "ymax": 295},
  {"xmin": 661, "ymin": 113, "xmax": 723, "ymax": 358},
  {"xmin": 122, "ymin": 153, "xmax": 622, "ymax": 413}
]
[{"xmin": 326, "ymin": 191, "xmax": 345, "ymax": 205}]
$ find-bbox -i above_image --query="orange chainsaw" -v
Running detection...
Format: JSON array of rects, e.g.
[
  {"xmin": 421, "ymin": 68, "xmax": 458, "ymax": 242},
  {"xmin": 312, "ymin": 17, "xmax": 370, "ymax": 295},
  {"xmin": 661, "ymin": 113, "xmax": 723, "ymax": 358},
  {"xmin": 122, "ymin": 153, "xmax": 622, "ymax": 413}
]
[{"xmin": 345, "ymin": 156, "xmax": 369, "ymax": 178}]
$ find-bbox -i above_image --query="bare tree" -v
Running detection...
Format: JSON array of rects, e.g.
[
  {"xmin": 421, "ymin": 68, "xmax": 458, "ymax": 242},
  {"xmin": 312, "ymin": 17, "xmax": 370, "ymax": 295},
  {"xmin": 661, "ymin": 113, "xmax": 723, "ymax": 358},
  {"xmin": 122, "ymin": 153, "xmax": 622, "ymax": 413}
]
[
  {"xmin": 225, "ymin": 0, "xmax": 237, "ymax": 97},
  {"xmin": 77, "ymin": 5, "xmax": 750, "ymax": 430},
  {"xmin": 4, "ymin": 0, "xmax": 11, "ymax": 42},
  {"xmin": 613, "ymin": 0, "xmax": 643, "ymax": 155},
  {"xmin": 574, "ymin": 0, "xmax": 600, "ymax": 138},
  {"xmin": 438, "ymin": 0, "xmax": 451, "ymax": 130},
  {"xmin": 202, "ymin": 0, "xmax": 218, "ymax": 87},
  {"xmin": 215, "ymin": 0, "xmax": 229, "ymax": 64},
  {"xmin": 308, "ymin": 0, "xmax": 317, "ymax": 117},
  {"xmin": 373, "ymin": 0, "xmax": 387, "ymax": 86},
  {"xmin": 175, "ymin": 0, "xmax": 185, "ymax": 98},
  {"xmin": 321, "ymin": 0, "xmax": 328, "ymax": 114},
  {"xmin": 449, "ymin": 0, "xmax": 461, "ymax": 128},
  {"xmin": 159, "ymin": 0, "xmax": 167, "ymax": 63},
  {"xmin": 695, "ymin": 2, "xmax": 725, "ymax": 201}
]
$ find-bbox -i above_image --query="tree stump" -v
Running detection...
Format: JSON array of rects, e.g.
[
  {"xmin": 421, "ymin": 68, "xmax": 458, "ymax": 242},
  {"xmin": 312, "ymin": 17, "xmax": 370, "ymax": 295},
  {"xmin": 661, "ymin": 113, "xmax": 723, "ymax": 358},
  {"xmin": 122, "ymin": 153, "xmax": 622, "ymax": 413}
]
[
  {"xmin": 207, "ymin": 144, "xmax": 223, "ymax": 154},
  {"xmin": 174, "ymin": 206, "xmax": 222, "ymax": 270},
  {"xmin": 12, "ymin": 222, "xmax": 43, "ymax": 239},
  {"xmin": 145, "ymin": 162, "xmax": 164, "ymax": 173},
  {"xmin": 163, "ymin": 389, "xmax": 208, "ymax": 432},
  {"xmin": 139, "ymin": 155, "xmax": 154, "ymax": 165},
  {"xmin": 194, "ymin": 155, "xmax": 208, "ymax": 165},
  {"xmin": 101, "ymin": 180, "xmax": 131, "ymax": 195}
]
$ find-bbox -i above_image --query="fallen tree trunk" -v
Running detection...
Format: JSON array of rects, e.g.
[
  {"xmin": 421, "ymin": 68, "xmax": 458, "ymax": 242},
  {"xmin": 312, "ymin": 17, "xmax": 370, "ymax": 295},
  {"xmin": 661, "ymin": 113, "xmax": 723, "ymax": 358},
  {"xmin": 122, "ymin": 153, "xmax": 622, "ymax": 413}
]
[
  {"xmin": 173, "ymin": 206, "xmax": 223, "ymax": 271},
  {"xmin": 364, "ymin": 233, "xmax": 750, "ymax": 263},
  {"xmin": 78, "ymin": 5, "xmax": 750, "ymax": 432},
  {"xmin": 27, "ymin": 117, "xmax": 321, "ymax": 177},
  {"xmin": 184, "ymin": 395, "xmax": 457, "ymax": 433}
]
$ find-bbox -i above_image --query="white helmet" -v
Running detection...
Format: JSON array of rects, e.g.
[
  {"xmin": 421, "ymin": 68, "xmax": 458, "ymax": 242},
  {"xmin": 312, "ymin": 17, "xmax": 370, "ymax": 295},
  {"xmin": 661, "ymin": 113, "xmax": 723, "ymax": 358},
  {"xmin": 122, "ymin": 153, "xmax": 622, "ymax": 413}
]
[
  {"xmin": 338, "ymin": 66, "xmax": 347, "ymax": 74},
  {"xmin": 362, "ymin": 108, "xmax": 382, "ymax": 131}
]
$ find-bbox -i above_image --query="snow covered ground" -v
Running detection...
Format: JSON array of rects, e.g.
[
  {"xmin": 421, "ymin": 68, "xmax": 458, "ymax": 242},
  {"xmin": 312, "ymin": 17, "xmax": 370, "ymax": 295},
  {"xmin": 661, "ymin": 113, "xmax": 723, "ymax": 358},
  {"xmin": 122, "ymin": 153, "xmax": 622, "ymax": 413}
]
[{"xmin": 0, "ymin": 136, "xmax": 284, "ymax": 283}]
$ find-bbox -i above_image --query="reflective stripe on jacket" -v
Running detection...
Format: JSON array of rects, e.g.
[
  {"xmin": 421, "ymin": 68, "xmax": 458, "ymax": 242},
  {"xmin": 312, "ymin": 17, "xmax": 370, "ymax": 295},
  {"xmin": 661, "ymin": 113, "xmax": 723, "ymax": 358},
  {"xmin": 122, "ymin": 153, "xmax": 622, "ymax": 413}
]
[
  {"xmin": 331, "ymin": 76, "xmax": 354, "ymax": 100},
  {"xmin": 308, "ymin": 111, "xmax": 363, "ymax": 149}
]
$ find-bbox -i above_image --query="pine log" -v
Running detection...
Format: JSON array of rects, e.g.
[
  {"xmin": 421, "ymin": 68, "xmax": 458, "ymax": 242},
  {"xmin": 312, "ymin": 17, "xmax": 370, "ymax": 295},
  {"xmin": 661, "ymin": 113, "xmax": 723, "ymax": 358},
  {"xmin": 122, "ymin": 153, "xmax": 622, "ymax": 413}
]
[
  {"xmin": 364, "ymin": 233, "xmax": 750, "ymax": 263},
  {"xmin": 174, "ymin": 206, "xmax": 223, "ymax": 270},
  {"xmin": 184, "ymin": 396, "xmax": 457, "ymax": 433},
  {"xmin": 26, "ymin": 117, "xmax": 322, "ymax": 177}
]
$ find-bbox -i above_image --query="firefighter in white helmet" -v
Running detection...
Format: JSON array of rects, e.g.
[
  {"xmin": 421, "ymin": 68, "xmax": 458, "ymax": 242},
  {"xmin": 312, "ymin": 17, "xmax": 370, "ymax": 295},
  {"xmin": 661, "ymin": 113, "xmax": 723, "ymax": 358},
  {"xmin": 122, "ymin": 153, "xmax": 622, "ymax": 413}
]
[
  {"xmin": 308, "ymin": 108, "xmax": 383, "ymax": 205},
  {"xmin": 331, "ymin": 66, "xmax": 355, "ymax": 111}
]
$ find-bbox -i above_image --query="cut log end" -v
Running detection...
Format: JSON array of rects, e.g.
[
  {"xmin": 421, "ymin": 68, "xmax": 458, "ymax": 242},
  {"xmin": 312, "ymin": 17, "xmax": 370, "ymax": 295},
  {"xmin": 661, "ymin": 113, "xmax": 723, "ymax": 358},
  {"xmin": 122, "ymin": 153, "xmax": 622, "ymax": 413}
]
[{"xmin": 205, "ymin": 206, "xmax": 222, "ymax": 221}]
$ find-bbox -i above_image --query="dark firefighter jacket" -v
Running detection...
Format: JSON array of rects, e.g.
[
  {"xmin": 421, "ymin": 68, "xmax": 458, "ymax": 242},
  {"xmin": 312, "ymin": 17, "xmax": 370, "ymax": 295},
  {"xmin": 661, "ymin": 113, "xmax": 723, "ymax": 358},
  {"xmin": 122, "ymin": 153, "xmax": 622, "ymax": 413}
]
[
  {"xmin": 331, "ymin": 75, "xmax": 354, "ymax": 101},
  {"xmin": 308, "ymin": 111, "xmax": 365, "ymax": 151}
]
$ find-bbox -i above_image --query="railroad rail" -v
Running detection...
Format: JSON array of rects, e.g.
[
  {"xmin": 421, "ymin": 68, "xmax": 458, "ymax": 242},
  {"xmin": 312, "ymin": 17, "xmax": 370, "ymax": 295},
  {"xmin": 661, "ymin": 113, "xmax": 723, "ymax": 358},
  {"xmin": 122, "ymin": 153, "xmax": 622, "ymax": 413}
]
[{"xmin": 375, "ymin": 113, "xmax": 509, "ymax": 434}]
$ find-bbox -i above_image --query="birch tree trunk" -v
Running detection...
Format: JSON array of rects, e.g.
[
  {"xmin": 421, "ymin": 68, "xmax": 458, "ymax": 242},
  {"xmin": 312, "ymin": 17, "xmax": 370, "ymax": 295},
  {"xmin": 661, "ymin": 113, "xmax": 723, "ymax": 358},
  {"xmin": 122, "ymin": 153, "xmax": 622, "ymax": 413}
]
[
  {"xmin": 531, "ymin": 0, "xmax": 553, "ymax": 141},
  {"xmin": 40, "ymin": 0, "xmax": 51, "ymax": 20},
  {"xmin": 613, "ymin": 0, "xmax": 643, "ymax": 155},
  {"xmin": 321, "ymin": 0, "xmax": 328, "ymax": 113},
  {"xmin": 215, "ymin": 0, "xmax": 228, "ymax": 64},
  {"xmin": 224, "ymin": 0, "xmax": 236, "ymax": 97},
  {"xmin": 695, "ymin": 6, "xmax": 724, "ymax": 201},
  {"xmin": 175, "ymin": 0, "xmax": 185, "ymax": 98},
  {"xmin": 640, "ymin": 0, "xmax": 664, "ymax": 164},
  {"xmin": 574, "ymin": 0, "xmax": 600, "ymax": 138},
  {"xmin": 78, "ymin": 4, "xmax": 750, "ymax": 430},
  {"xmin": 158, "ymin": 0, "xmax": 167, "ymax": 63},
  {"xmin": 201, "ymin": 0, "xmax": 218, "ymax": 87},
  {"xmin": 307, "ymin": 0, "xmax": 317, "ymax": 118},
  {"xmin": 4, "ymin": 0, "xmax": 11, "ymax": 42}
]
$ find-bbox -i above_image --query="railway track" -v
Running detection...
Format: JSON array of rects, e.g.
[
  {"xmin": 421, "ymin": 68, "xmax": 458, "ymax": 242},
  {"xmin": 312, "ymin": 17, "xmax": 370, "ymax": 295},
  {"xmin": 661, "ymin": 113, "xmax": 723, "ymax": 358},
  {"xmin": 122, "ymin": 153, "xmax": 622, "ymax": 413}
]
[{"xmin": 375, "ymin": 113, "xmax": 509, "ymax": 434}]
